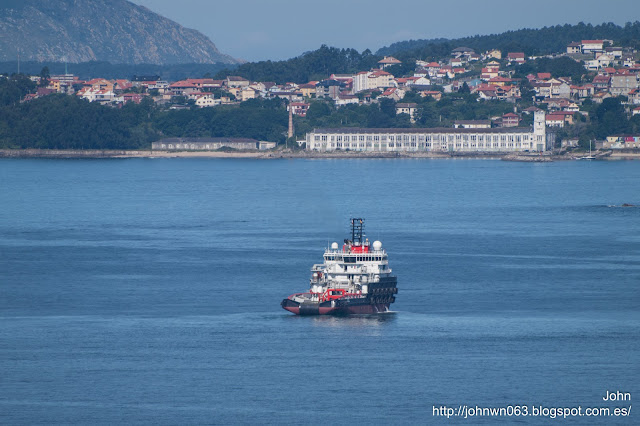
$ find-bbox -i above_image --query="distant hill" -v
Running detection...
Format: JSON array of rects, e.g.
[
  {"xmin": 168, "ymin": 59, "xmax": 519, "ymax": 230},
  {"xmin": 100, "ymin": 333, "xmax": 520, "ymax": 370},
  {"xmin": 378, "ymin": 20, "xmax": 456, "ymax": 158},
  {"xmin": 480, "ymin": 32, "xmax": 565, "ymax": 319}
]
[
  {"xmin": 215, "ymin": 22, "xmax": 640, "ymax": 85},
  {"xmin": 0, "ymin": 60, "xmax": 234, "ymax": 81},
  {"xmin": 215, "ymin": 45, "xmax": 382, "ymax": 84},
  {"xmin": 376, "ymin": 22, "xmax": 640, "ymax": 59},
  {"xmin": 376, "ymin": 38, "xmax": 449, "ymax": 56},
  {"xmin": 0, "ymin": 0, "xmax": 238, "ymax": 65}
]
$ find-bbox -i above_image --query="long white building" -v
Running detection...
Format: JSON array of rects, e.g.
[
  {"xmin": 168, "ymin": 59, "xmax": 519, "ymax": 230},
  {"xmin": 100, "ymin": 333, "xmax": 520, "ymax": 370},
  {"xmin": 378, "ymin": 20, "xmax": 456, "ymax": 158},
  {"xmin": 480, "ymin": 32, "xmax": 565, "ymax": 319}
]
[{"xmin": 306, "ymin": 111, "xmax": 546, "ymax": 153}]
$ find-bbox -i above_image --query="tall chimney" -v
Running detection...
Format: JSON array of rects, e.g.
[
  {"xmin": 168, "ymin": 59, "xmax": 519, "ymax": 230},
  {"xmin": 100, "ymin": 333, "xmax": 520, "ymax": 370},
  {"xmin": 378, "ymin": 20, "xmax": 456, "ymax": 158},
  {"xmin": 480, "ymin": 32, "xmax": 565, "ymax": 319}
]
[{"xmin": 288, "ymin": 95, "xmax": 294, "ymax": 140}]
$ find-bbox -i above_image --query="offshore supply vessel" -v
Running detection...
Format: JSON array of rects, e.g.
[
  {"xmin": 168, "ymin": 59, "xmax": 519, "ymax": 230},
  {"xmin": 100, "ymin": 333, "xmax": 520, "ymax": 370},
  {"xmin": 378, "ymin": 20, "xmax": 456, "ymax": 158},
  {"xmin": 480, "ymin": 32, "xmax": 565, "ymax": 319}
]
[{"xmin": 281, "ymin": 218, "xmax": 398, "ymax": 315}]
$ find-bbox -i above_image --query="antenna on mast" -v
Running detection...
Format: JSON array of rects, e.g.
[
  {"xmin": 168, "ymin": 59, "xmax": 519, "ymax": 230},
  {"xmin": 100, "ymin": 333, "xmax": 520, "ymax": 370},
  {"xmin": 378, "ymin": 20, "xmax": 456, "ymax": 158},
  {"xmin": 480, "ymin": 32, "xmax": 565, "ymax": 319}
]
[{"xmin": 350, "ymin": 218, "xmax": 365, "ymax": 245}]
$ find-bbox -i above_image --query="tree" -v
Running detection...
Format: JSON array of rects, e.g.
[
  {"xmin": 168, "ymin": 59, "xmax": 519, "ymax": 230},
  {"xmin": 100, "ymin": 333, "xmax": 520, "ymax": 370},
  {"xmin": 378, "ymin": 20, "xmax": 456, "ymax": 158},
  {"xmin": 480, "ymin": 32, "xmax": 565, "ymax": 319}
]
[
  {"xmin": 306, "ymin": 101, "xmax": 332, "ymax": 122},
  {"xmin": 0, "ymin": 74, "xmax": 36, "ymax": 105},
  {"xmin": 386, "ymin": 60, "xmax": 418, "ymax": 78},
  {"xmin": 513, "ymin": 57, "xmax": 587, "ymax": 82},
  {"xmin": 377, "ymin": 22, "xmax": 640, "ymax": 61},
  {"xmin": 214, "ymin": 46, "xmax": 383, "ymax": 84},
  {"xmin": 172, "ymin": 95, "xmax": 187, "ymax": 105},
  {"xmin": 378, "ymin": 98, "xmax": 396, "ymax": 118},
  {"xmin": 39, "ymin": 66, "xmax": 50, "ymax": 87},
  {"xmin": 555, "ymin": 129, "xmax": 568, "ymax": 149},
  {"xmin": 590, "ymin": 97, "xmax": 631, "ymax": 139},
  {"xmin": 395, "ymin": 113, "xmax": 412, "ymax": 127}
]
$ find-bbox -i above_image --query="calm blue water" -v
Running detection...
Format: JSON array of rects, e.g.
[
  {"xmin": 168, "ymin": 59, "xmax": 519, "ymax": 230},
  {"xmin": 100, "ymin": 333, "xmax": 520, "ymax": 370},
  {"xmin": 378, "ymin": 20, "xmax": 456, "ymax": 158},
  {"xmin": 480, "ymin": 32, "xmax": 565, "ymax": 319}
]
[{"xmin": 1, "ymin": 158, "xmax": 639, "ymax": 424}]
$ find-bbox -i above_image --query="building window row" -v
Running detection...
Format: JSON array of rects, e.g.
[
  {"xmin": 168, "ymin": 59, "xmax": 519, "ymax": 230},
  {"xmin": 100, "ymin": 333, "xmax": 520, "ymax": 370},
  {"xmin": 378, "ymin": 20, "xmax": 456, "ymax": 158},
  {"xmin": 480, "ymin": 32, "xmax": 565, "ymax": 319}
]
[{"xmin": 311, "ymin": 132, "xmax": 537, "ymax": 151}]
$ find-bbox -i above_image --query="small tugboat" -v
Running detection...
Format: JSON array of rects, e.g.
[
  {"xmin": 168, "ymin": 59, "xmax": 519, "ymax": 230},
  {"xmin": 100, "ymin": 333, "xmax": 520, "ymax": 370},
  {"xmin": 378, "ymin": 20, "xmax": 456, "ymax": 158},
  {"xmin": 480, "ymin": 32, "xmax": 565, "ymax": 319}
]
[{"xmin": 281, "ymin": 218, "xmax": 398, "ymax": 315}]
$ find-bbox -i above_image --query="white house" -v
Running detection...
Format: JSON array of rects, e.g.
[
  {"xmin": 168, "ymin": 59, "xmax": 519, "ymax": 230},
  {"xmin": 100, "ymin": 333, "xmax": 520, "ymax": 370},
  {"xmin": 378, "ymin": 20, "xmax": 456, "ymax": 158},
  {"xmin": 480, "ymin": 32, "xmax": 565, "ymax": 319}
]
[
  {"xmin": 77, "ymin": 87, "xmax": 115, "ymax": 103},
  {"xmin": 335, "ymin": 94, "xmax": 360, "ymax": 107},
  {"xmin": 395, "ymin": 103, "xmax": 418, "ymax": 123},
  {"xmin": 581, "ymin": 40, "xmax": 605, "ymax": 54},
  {"xmin": 586, "ymin": 54, "xmax": 614, "ymax": 70},
  {"xmin": 353, "ymin": 70, "xmax": 395, "ymax": 93},
  {"xmin": 195, "ymin": 94, "xmax": 220, "ymax": 107},
  {"xmin": 546, "ymin": 114, "xmax": 565, "ymax": 127}
]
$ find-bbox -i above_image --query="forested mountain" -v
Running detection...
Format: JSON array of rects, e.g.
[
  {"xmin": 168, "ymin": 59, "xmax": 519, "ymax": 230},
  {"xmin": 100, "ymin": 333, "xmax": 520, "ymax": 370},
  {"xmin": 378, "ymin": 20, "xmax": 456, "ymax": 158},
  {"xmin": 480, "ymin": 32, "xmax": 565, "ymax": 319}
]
[
  {"xmin": 377, "ymin": 22, "xmax": 640, "ymax": 59},
  {"xmin": 0, "ymin": 0, "xmax": 238, "ymax": 65}
]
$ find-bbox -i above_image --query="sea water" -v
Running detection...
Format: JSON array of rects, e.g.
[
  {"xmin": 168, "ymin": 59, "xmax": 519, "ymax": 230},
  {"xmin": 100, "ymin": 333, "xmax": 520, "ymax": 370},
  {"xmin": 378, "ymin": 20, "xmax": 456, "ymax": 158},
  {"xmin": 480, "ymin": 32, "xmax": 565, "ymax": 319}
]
[{"xmin": 1, "ymin": 158, "xmax": 639, "ymax": 424}]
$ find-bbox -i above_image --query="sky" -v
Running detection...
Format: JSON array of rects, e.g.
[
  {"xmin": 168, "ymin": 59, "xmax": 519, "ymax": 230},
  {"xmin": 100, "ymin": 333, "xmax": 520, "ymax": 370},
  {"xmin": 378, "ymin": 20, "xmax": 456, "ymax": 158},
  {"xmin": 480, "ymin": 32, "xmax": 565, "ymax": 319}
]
[{"xmin": 130, "ymin": 0, "xmax": 640, "ymax": 62}]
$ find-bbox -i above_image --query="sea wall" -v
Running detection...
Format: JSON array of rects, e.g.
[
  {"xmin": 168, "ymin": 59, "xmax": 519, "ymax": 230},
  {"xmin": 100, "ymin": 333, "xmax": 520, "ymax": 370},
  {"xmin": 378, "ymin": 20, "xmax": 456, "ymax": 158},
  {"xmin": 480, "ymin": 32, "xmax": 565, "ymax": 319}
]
[{"xmin": 0, "ymin": 149, "xmax": 151, "ymax": 158}]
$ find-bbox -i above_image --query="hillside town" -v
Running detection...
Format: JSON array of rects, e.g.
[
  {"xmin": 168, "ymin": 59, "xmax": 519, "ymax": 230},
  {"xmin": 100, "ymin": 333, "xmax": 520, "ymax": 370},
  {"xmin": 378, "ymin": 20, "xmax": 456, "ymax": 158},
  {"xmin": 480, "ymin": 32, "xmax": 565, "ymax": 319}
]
[{"xmin": 10, "ymin": 38, "xmax": 640, "ymax": 152}]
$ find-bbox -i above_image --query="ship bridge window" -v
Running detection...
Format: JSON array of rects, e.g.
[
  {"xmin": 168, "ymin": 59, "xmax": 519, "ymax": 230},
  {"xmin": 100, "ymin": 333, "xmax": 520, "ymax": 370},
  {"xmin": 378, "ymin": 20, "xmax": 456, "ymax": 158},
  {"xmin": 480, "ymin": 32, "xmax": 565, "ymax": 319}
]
[{"xmin": 344, "ymin": 256, "xmax": 356, "ymax": 263}]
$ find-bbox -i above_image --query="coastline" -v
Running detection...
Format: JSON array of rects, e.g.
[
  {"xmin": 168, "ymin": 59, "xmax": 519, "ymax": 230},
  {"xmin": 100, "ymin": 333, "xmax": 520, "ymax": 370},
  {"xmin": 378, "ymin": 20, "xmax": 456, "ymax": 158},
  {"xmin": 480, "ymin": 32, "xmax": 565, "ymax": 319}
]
[
  {"xmin": 0, "ymin": 149, "xmax": 488, "ymax": 160},
  {"xmin": 1, "ymin": 148, "xmax": 638, "ymax": 160}
]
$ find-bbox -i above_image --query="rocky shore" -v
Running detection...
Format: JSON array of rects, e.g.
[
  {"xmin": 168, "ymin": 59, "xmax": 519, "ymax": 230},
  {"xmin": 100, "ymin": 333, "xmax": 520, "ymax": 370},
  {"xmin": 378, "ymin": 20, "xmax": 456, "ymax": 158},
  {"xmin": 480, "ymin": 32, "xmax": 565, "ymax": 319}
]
[{"xmin": 502, "ymin": 154, "xmax": 554, "ymax": 162}]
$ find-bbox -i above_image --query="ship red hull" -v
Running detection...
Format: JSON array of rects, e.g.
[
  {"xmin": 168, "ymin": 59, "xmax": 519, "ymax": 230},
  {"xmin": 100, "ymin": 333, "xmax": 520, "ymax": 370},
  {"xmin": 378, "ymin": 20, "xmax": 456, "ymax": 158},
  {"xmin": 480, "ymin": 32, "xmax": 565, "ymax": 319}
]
[{"xmin": 282, "ymin": 303, "xmax": 390, "ymax": 316}]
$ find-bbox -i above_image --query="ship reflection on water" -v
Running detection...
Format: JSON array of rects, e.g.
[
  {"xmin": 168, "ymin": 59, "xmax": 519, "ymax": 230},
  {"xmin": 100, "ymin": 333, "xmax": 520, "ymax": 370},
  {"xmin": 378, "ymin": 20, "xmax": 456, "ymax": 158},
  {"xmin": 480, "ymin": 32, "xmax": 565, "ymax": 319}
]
[
  {"xmin": 282, "ymin": 310, "xmax": 397, "ymax": 329},
  {"xmin": 308, "ymin": 312, "xmax": 397, "ymax": 329}
]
